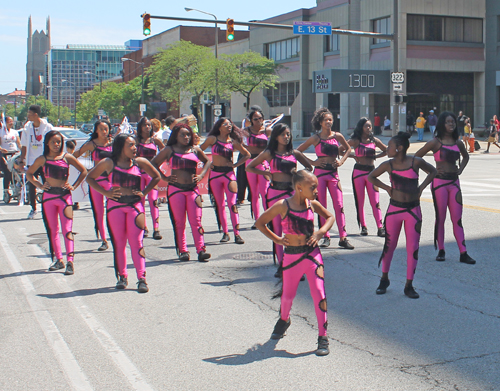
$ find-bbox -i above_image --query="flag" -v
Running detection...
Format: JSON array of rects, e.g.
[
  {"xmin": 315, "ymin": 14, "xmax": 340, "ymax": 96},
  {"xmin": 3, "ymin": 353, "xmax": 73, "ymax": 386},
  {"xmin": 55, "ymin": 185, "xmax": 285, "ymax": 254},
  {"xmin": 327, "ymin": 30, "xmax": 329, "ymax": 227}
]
[{"xmin": 119, "ymin": 116, "xmax": 132, "ymax": 134}]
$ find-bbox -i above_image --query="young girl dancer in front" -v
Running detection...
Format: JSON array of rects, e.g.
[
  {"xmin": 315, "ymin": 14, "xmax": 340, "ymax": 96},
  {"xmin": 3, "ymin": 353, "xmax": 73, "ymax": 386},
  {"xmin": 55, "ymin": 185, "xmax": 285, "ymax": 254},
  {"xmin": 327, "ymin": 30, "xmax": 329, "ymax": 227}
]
[
  {"xmin": 200, "ymin": 118, "xmax": 250, "ymax": 244},
  {"xmin": 297, "ymin": 107, "xmax": 354, "ymax": 249},
  {"xmin": 415, "ymin": 112, "xmax": 476, "ymax": 264},
  {"xmin": 255, "ymin": 169, "xmax": 334, "ymax": 356},
  {"xmin": 368, "ymin": 132, "xmax": 436, "ymax": 299},
  {"xmin": 348, "ymin": 117, "xmax": 387, "ymax": 237},
  {"xmin": 27, "ymin": 131, "xmax": 87, "ymax": 275},
  {"xmin": 244, "ymin": 108, "xmax": 272, "ymax": 226},
  {"xmin": 152, "ymin": 124, "xmax": 212, "ymax": 262},
  {"xmin": 87, "ymin": 134, "xmax": 160, "ymax": 293},
  {"xmin": 247, "ymin": 124, "xmax": 316, "ymax": 272},
  {"xmin": 73, "ymin": 120, "xmax": 113, "ymax": 251},
  {"xmin": 135, "ymin": 117, "xmax": 164, "ymax": 240}
]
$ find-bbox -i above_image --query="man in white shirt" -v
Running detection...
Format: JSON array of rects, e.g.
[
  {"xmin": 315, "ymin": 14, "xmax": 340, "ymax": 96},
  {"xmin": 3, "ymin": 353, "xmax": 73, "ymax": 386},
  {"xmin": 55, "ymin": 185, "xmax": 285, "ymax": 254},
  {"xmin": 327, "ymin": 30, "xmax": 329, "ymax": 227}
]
[
  {"xmin": 19, "ymin": 105, "xmax": 53, "ymax": 219},
  {"xmin": 161, "ymin": 116, "xmax": 176, "ymax": 144},
  {"xmin": 0, "ymin": 116, "xmax": 22, "ymax": 199}
]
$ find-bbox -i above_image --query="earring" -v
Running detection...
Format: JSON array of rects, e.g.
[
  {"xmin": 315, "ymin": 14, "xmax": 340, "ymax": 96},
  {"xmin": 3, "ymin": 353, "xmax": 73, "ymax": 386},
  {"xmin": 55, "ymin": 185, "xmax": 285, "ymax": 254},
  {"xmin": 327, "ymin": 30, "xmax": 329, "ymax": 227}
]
[
  {"xmin": 396, "ymin": 149, "xmax": 399, "ymax": 152},
  {"xmin": 299, "ymin": 189, "xmax": 302, "ymax": 192}
]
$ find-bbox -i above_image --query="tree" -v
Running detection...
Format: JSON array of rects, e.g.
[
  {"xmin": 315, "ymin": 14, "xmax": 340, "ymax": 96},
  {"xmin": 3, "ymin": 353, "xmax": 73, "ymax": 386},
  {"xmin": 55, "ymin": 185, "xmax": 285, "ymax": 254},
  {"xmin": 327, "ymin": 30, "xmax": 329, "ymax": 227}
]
[
  {"xmin": 147, "ymin": 40, "xmax": 217, "ymax": 126},
  {"xmin": 77, "ymin": 86, "xmax": 101, "ymax": 123},
  {"xmin": 219, "ymin": 51, "xmax": 281, "ymax": 110},
  {"xmin": 4, "ymin": 95, "xmax": 71, "ymax": 126}
]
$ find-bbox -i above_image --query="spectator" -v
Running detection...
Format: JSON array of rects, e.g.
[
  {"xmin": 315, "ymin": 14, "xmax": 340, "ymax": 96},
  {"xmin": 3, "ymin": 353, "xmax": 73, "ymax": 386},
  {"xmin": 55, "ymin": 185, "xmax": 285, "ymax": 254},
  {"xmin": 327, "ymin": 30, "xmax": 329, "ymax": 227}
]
[
  {"xmin": 383, "ymin": 116, "xmax": 391, "ymax": 130},
  {"xmin": 493, "ymin": 115, "xmax": 500, "ymax": 132},
  {"xmin": 373, "ymin": 112, "xmax": 381, "ymax": 135},
  {"xmin": 485, "ymin": 119, "xmax": 500, "ymax": 153},
  {"xmin": 457, "ymin": 111, "xmax": 467, "ymax": 138},
  {"xmin": 463, "ymin": 118, "xmax": 471, "ymax": 152},
  {"xmin": 415, "ymin": 112, "xmax": 426, "ymax": 141},
  {"xmin": 406, "ymin": 110, "xmax": 415, "ymax": 134},
  {"xmin": 428, "ymin": 110, "xmax": 438, "ymax": 134},
  {"xmin": 161, "ymin": 115, "xmax": 176, "ymax": 144}
]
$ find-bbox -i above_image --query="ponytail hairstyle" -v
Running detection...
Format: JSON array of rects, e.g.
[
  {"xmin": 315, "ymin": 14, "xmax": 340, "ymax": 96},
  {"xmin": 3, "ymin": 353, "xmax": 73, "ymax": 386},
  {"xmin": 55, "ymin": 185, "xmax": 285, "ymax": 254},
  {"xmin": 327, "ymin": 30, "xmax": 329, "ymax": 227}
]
[
  {"xmin": 208, "ymin": 117, "xmax": 243, "ymax": 143},
  {"xmin": 391, "ymin": 131, "xmax": 411, "ymax": 154},
  {"xmin": 291, "ymin": 168, "xmax": 315, "ymax": 188},
  {"xmin": 266, "ymin": 123, "xmax": 293, "ymax": 157},
  {"xmin": 43, "ymin": 130, "xmax": 64, "ymax": 157},
  {"xmin": 311, "ymin": 107, "xmax": 333, "ymax": 131},
  {"xmin": 351, "ymin": 117, "xmax": 374, "ymax": 142},
  {"xmin": 91, "ymin": 119, "xmax": 112, "ymax": 140}
]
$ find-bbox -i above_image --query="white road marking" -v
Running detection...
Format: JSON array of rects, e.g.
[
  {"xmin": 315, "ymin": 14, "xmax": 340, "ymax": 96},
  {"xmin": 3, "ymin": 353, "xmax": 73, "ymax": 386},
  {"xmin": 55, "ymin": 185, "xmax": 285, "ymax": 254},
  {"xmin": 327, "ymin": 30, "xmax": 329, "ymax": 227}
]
[
  {"xmin": 18, "ymin": 228, "xmax": 155, "ymax": 391},
  {"xmin": 0, "ymin": 228, "xmax": 93, "ymax": 391}
]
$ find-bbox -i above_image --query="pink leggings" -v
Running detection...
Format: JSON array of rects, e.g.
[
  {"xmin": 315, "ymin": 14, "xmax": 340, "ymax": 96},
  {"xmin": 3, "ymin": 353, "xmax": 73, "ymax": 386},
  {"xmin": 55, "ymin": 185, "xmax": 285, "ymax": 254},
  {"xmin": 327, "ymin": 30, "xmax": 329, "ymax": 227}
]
[
  {"xmin": 431, "ymin": 177, "xmax": 466, "ymax": 253},
  {"xmin": 315, "ymin": 168, "xmax": 347, "ymax": 238},
  {"xmin": 209, "ymin": 169, "xmax": 239, "ymax": 235},
  {"xmin": 281, "ymin": 246, "xmax": 327, "ymax": 336},
  {"xmin": 141, "ymin": 172, "xmax": 159, "ymax": 230},
  {"xmin": 352, "ymin": 166, "xmax": 383, "ymax": 228},
  {"xmin": 167, "ymin": 183, "xmax": 206, "ymax": 254},
  {"xmin": 379, "ymin": 200, "xmax": 422, "ymax": 280},
  {"xmin": 266, "ymin": 183, "xmax": 294, "ymax": 264},
  {"xmin": 245, "ymin": 158, "xmax": 269, "ymax": 220},
  {"xmin": 89, "ymin": 176, "xmax": 109, "ymax": 241},
  {"xmin": 107, "ymin": 198, "xmax": 146, "ymax": 280},
  {"xmin": 42, "ymin": 190, "xmax": 74, "ymax": 263}
]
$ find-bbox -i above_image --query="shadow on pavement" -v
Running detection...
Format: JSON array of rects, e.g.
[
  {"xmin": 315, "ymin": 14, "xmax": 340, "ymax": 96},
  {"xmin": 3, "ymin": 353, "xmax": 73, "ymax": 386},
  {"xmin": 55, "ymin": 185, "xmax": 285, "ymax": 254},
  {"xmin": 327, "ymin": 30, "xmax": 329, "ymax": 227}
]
[{"xmin": 38, "ymin": 286, "xmax": 117, "ymax": 298}]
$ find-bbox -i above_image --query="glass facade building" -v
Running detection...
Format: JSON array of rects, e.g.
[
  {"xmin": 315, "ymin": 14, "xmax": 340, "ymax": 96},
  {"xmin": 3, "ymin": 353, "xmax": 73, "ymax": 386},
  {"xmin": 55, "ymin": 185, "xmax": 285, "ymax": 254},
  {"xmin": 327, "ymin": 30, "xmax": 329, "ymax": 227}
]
[{"xmin": 46, "ymin": 45, "xmax": 133, "ymax": 110}]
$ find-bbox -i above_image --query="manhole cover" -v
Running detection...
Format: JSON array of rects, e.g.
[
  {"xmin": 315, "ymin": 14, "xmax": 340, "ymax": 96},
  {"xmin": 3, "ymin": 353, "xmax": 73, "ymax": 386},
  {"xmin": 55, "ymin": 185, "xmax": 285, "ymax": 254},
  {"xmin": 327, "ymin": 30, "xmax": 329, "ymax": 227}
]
[{"xmin": 232, "ymin": 252, "xmax": 273, "ymax": 260}]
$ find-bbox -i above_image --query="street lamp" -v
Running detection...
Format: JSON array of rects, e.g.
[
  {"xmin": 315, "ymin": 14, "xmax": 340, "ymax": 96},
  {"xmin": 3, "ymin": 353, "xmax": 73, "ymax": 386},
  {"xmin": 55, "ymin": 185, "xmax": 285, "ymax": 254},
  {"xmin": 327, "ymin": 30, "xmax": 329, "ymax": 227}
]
[
  {"xmin": 84, "ymin": 71, "xmax": 103, "ymax": 92},
  {"xmin": 185, "ymin": 7, "xmax": 219, "ymax": 107},
  {"xmin": 121, "ymin": 58, "xmax": 145, "ymax": 115},
  {"xmin": 62, "ymin": 79, "xmax": 77, "ymax": 129}
]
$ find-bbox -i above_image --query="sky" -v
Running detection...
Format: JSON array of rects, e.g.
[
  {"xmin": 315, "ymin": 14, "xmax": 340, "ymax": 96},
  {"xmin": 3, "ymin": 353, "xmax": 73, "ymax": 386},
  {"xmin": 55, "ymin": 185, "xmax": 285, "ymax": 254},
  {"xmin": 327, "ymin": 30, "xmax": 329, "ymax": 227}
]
[{"xmin": 0, "ymin": 0, "xmax": 317, "ymax": 95}]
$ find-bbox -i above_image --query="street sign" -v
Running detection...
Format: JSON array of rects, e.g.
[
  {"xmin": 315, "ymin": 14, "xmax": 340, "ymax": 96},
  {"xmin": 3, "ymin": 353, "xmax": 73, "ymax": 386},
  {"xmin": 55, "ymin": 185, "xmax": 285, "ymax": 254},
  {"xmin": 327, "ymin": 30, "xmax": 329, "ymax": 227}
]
[
  {"xmin": 214, "ymin": 109, "xmax": 222, "ymax": 116},
  {"xmin": 213, "ymin": 104, "xmax": 222, "ymax": 110},
  {"xmin": 98, "ymin": 109, "xmax": 105, "ymax": 116},
  {"xmin": 140, "ymin": 104, "xmax": 146, "ymax": 112},
  {"xmin": 312, "ymin": 69, "xmax": 390, "ymax": 94},
  {"xmin": 393, "ymin": 84, "xmax": 403, "ymax": 92},
  {"xmin": 293, "ymin": 21, "xmax": 332, "ymax": 35},
  {"xmin": 391, "ymin": 72, "xmax": 405, "ymax": 83}
]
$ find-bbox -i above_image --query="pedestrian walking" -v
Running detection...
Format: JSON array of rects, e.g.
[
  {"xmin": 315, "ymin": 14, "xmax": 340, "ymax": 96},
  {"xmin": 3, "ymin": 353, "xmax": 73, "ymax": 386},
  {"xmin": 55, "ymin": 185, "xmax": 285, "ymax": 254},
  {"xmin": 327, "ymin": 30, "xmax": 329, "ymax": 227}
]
[
  {"xmin": 484, "ymin": 119, "xmax": 500, "ymax": 153},
  {"xmin": 463, "ymin": 118, "xmax": 471, "ymax": 152},
  {"xmin": 152, "ymin": 124, "xmax": 211, "ymax": 262},
  {"xmin": 1, "ymin": 116, "xmax": 21, "ymax": 201},
  {"xmin": 255, "ymin": 169, "xmax": 335, "ymax": 356},
  {"xmin": 347, "ymin": 117, "xmax": 387, "ymax": 237},
  {"xmin": 427, "ymin": 110, "xmax": 438, "ymax": 134},
  {"xmin": 415, "ymin": 112, "xmax": 426, "ymax": 141},
  {"xmin": 200, "ymin": 118, "xmax": 250, "ymax": 245},
  {"xmin": 26, "ymin": 130, "xmax": 87, "ymax": 275},
  {"xmin": 87, "ymin": 133, "xmax": 161, "ymax": 292},
  {"xmin": 73, "ymin": 120, "xmax": 113, "ymax": 251},
  {"xmin": 415, "ymin": 111, "xmax": 476, "ymax": 265},
  {"xmin": 369, "ymin": 132, "xmax": 436, "ymax": 299},
  {"xmin": 297, "ymin": 107, "xmax": 354, "ymax": 249}
]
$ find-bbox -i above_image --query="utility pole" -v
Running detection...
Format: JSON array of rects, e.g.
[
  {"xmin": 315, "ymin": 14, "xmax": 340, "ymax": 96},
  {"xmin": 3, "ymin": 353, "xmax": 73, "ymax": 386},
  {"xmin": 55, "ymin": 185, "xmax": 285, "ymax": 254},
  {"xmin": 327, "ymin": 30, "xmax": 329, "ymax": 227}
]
[{"xmin": 391, "ymin": 0, "xmax": 399, "ymax": 135}]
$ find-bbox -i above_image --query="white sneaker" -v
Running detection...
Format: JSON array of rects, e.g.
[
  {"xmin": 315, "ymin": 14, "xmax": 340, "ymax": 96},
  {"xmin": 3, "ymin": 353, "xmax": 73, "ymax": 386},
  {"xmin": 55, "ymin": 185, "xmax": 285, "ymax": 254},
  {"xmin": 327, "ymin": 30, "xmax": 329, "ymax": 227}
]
[{"xmin": 27, "ymin": 210, "xmax": 37, "ymax": 219}]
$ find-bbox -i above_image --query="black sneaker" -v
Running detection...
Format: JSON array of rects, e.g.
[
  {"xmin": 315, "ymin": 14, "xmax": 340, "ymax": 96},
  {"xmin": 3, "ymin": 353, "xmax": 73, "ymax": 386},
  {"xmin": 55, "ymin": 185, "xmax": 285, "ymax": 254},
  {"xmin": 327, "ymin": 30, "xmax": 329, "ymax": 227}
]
[
  {"xmin": 377, "ymin": 227, "xmax": 386, "ymax": 237},
  {"xmin": 360, "ymin": 226, "xmax": 368, "ymax": 236},
  {"xmin": 143, "ymin": 228, "xmax": 149, "ymax": 238},
  {"xmin": 179, "ymin": 252, "xmax": 190, "ymax": 261},
  {"xmin": 116, "ymin": 275, "xmax": 128, "ymax": 290},
  {"xmin": 404, "ymin": 285, "xmax": 420, "ymax": 299},
  {"xmin": 319, "ymin": 237, "xmax": 330, "ymax": 248},
  {"xmin": 271, "ymin": 318, "xmax": 291, "ymax": 339},
  {"xmin": 338, "ymin": 238, "xmax": 354, "ymax": 250},
  {"xmin": 251, "ymin": 224, "xmax": 257, "ymax": 230},
  {"xmin": 436, "ymin": 249, "xmax": 445, "ymax": 262},
  {"xmin": 220, "ymin": 233, "xmax": 230, "ymax": 242},
  {"xmin": 137, "ymin": 279, "xmax": 149, "ymax": 293},
  {"xmin": 460, "ymin": 252, "xmax": 476, "ymax": 265},
  {"xmin": 98, "ymin": 241, "xmax": 108, "ymax": 252},
  {"xmin": 198, "ymin": 251, "xmax": 211, "ymax": 262},
  {"xmin": 153, "ymin": 231, "xmax": 162, "ymax": 240},
  {"xmin": 48, "ymin": 260, "xmax": 64, "ymax": 271},
  {"xmin": 274, "ymin": 267, "xmax": 282, "ymax": 279},
  {"xmin": 315, "ymin": 336, "xmax": 330, "ymax": 356},
  {"xmin": 64, "ymin": 261, "xmax": 74, "ymax": 275},
  {"xmin": 376, "ymin": 278, "xmax": 390, "ymax": 294},
  {"xmin": 234, "ymin": 235, "xmax": 244, "ymax": 244}
]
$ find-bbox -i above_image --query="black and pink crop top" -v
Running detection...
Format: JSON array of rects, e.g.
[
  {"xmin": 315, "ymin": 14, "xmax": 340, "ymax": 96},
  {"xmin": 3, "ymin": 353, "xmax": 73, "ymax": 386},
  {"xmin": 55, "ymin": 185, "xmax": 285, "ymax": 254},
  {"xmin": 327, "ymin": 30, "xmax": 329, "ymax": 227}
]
[
  {"xmin": 282, "ymin": 199, "xmax": 315, "ymax": 237},
  {"xmin": 389, "ymin": 158, "xmax": 419, "ymax": 194},
  {"xmin": 91, "ymin": 141, "xmax": 112, "ymax": 162},
  {"xmin": 247, "ymin": 131, "xmax": 268, "ymax": 148},
  {"xmin": 111, "ymin": 161, "xmax": 141, "ymax": 190},
  {"xmin": 136, "ymin": 142, "xmax": 157, "ymax": 161},
  {"xmin": 212, "ymin": 140, "xmax": 233, "ymax": 160},
  {"xmin": 169, "ymin": 151, "xmax": 200, "ymax": 175},
  {"xmin": 355, "ymin": 141, "xmax": 376, "ymax": 159},
  {"xmin": 315, "ymin": 135, "xmax": 339, "ymax": 158},
  {"xmin": 43, "ymin": 156, "xmax": 69, "ymax": 181},
  {"xmin": 434, "ymin": 141, "xmax": 460, "ymax": 165},
  {"xmin": 270, "ymin": 153, "xmax": 297, "ymax": 176}
]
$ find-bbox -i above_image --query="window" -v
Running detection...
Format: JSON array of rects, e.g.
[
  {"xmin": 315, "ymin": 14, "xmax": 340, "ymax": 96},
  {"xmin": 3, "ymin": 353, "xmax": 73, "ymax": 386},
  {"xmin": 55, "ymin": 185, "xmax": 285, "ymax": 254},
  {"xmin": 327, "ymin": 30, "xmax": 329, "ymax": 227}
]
[
  {"xmin": 373, "ymin": 17, "xmax": 391, "ymax": 44},
  {"xmin": 325, "ymin": 31, "xmax": 339, "ymax": 52},
  {"xmin": 407, "ymin": 15, "xmax": 483, "ymax": 43},
  {"xmin": 264, "ymin": 81, "xmax": 300, "ymax": 107},
  {"xmin": 266, "ymin": 38, "xmax": 300, "ymax": 61}
]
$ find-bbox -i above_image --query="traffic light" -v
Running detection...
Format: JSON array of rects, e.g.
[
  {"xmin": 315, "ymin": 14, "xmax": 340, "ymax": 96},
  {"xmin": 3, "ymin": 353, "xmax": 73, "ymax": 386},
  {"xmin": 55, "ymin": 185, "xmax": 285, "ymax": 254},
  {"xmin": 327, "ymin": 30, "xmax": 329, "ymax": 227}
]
[
  {"xmin": 142, "ymin": 13, "xmax": 151, "ymax": 36},
  {"xmin": 226, "ymin": 19, "xmax": 235, "ymax": 41}
]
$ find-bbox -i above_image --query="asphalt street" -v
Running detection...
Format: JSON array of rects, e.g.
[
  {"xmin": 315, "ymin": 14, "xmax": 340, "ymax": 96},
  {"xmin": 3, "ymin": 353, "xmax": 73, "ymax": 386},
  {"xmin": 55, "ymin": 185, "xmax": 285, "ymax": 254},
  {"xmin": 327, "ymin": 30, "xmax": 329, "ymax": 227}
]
[{"xmin": 0, "ymin": 137, "xmax": 499, "ymax": 390}]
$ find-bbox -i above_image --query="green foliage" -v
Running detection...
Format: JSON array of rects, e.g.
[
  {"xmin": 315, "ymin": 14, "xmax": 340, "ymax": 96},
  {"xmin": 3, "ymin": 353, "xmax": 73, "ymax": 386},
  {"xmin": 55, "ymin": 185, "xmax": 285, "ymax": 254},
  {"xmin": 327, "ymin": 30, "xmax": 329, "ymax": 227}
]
[{"xmin": 3, "ymin": 95, "xmax": 72, "ymax": 126}]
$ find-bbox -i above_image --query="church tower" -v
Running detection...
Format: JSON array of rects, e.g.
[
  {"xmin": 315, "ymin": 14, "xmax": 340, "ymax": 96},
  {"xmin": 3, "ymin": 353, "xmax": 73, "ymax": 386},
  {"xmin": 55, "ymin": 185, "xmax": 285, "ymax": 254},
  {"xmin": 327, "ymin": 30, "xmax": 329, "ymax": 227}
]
[{"xmin": 26, "ymin": 16, "xmax": 51, "ymax": 96}]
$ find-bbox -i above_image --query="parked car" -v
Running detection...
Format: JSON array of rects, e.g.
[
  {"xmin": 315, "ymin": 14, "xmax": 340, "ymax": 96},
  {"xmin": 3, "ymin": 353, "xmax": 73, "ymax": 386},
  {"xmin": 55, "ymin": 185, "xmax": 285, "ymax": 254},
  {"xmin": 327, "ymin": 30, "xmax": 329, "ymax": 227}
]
[{"xmin": 80, "ymin": 123, "xmax": 94, "ymax": 134}]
